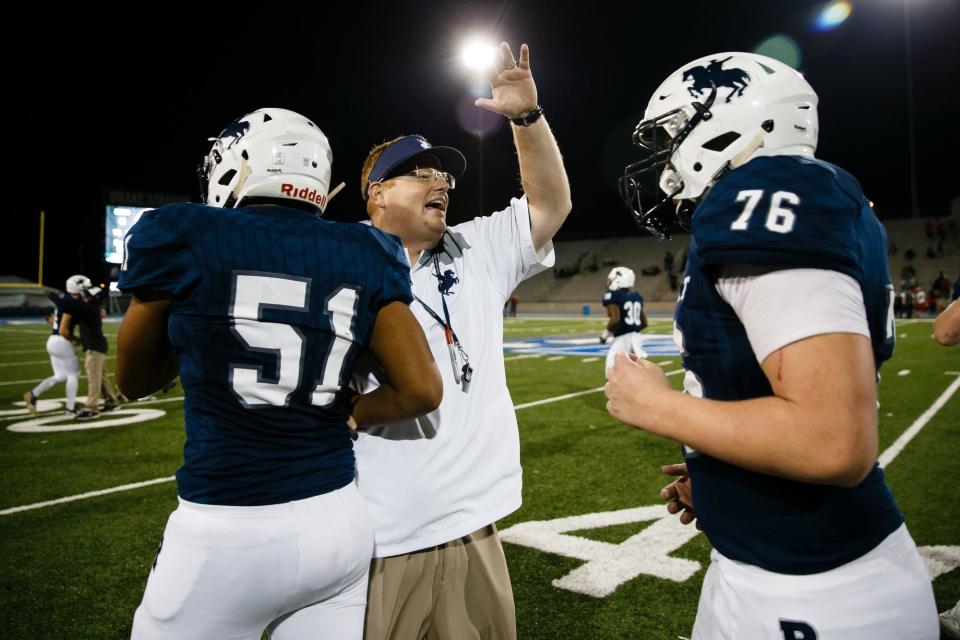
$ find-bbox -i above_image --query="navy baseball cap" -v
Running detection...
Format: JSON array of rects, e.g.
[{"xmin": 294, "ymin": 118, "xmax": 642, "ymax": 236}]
[{"xmin": 365, "ymin": 135, "xmax": 466, "ymax": 200}]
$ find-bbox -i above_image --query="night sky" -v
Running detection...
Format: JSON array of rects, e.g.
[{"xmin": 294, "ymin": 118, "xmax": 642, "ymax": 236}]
[{"xmin": 10, "ymin": 0, "xmax": 959, "ymax": 288}]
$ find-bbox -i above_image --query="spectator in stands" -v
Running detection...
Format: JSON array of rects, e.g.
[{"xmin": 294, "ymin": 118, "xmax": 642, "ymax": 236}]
[
  {"xmin": 904, "ymin": 247, "xmax": 916, "ymax": 262},
  {"xmin": 936, "ymin": 218, "xmax": 948, "ymax": 255},
  {"xmin": 509, "ymin": 295, "xmax": 519, "ymax": 317},
  {"xmin": 663, "ymin": 250, "xmax": 677, "ymax": 291},
  {"xmin": 931, "ymin": 271, "xmax": 951, "ymax": 311},
  {"xmin": 900, "ymin": 264, "xmax": 917, "ymax": 288}
]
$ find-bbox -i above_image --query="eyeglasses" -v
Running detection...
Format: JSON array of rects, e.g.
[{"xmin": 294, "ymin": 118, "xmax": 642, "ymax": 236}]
[{"xmin": 390, "ymin": 167, "xmax": 456, "ymax": 190}]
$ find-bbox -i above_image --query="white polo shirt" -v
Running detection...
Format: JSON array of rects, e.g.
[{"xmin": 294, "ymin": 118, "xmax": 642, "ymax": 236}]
[{"xmin": 353, "ymin": 195, "xmax": 555, "ymax": 557}]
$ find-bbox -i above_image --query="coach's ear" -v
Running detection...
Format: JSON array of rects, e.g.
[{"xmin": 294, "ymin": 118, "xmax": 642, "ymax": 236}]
[
  {"xmin": 368, "ymin": 181, "xmax": 386, "ymax": 207},
  {"xmin": 366, "ymin": 182, "xmax": 388, "ymax": 226}
]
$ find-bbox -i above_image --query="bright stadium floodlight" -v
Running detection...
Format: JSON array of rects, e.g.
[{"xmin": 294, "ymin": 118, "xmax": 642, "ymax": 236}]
[{"xmin": 461, "ymin": 39, "xmax": 498, "ymax": 72}]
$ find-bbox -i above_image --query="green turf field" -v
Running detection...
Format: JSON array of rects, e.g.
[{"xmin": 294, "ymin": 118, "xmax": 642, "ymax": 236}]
[{"xmin": 1, "ymin": 317, "xmax": 957, "ymax": 638}]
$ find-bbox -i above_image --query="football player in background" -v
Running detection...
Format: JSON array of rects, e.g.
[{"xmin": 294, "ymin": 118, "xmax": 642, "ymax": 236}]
[
  {"xmin": 117, "ymin": 108, "xmax": 441, "ymax": 640},
  {"xmin": 22, "ymin": 274, "xmax": 88, "ymax": 416},
  {"xmin": 607, "ymin": 52, "xmax": 938, "ymax": 638},
  {"xmin": 600, "ymin": 266, "xmax": 648, "ymax": 374}
]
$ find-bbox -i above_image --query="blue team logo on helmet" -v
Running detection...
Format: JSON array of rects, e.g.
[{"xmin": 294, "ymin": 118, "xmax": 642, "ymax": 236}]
[
  {"xmin": 218, "ymin": 119, "xmax": 251, "ymax": 149},
  {"xmin": 682, "ymin": 57, "xmax": 751, "ymax": 103}
]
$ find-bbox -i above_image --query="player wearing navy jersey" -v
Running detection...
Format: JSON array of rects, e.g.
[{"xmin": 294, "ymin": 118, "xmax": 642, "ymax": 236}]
[
  {"xmin": 608, "ymin": 53, "xmax": 937, "ymax": 639},
  {"xmin": 117, "ymin": 108, "xmax": 441, "ymax": 640},
  {"xmin": 601, "ymin": 266, "xmax": 648, "ymax": 374},
  {"xmin": 23, "ymin": 274, "xmax": 90, "ymax": 416}
]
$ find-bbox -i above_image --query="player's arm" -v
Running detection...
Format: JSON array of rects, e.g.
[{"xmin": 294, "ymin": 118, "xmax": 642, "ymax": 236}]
[
  {"xmin": 58, "ymin": 313, "xmax": 72, "ymax": 338},
  {"xmin": 608, "ymin": 268, "xmax": 880, "ymax": 487},
  {"xmin": 934, "ymin": 299, "xmax": 960, "ymax": 346},
  {"xmin": 59, "ymin": 313, "xmax": 80, "ymax": 345},
  {"xmin": 605, "ymin": 304, "xmax": 619, "ymax": 332},
  {"xmin": 115, "ymin": 292, "xmax": 179, "ymax": 398},
  {"xmin": 607, "ymin": 332, "xmax": 877, "ymax": 487},
  {"xmin": 639, "ymin": 310, "xmax": 649, "ymax": 331},
  {"xmin": 349, "ymin": 301, "xmax": 442, "ymax": 428}
]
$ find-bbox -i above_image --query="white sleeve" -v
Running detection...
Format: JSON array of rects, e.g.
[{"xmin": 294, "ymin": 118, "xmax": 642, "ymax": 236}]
[
  {"xmin": 466, "ymin": 195, "xmax": 556, "ymax": 298},
  {"xmin": 716, "ymin": 266, "xmax": 870, "ymax": 364}
]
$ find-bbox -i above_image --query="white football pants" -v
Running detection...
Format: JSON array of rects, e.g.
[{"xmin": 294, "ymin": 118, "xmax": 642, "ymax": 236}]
[
  {"xmin": 32, "ymin": 335, "xmax": 79, "ymax": 410},
  {"xmin": 131, "ymin": 482, "xmax": 374, "ymax": 640},
  {"xmin": 691, "ymin": 524, "xmax": 938, "ymax": 639},
  {"xmin": 605, "ymin": 332, "xmax": 647, "ymax": 374}
]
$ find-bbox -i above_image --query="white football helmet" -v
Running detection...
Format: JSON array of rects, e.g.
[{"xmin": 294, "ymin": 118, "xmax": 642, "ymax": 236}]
[
  {"xmin": 200, "ymin": 108, "xmax": 334, "ymax": 213},
  {"xmin": 607, "ymin": 267, "xmax": 635, "ymax": 291},
  {"xmin": 65, "ymin": 274, "xmax": 92, "ymax": 295},
  {"xmin": 620, "ymin": 52, "xmax": 818, "ymax": 239}
]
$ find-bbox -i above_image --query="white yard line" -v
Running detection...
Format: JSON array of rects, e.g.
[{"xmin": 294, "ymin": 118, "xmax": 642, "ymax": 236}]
[
  {"xmin": 0, "ymin": 477, "xmax": 176, "ymax": 516},
  {"xmin": 513, "ymin": 387, "xmax": 606, "ymax": 410},
  {"xmin": 0, "ymin": 376, "xmax": 89, "ymax": 387},
  {"xmin": 878, "ymin": 375, "xmax": 960, "ymax": 468},
  {"xmin": 0, "ymin": 356, "xmax": 115, "ymax": 368},
  {"xmin": 503, "ymin": 354, "xmax": 543, "ymax": 362}
]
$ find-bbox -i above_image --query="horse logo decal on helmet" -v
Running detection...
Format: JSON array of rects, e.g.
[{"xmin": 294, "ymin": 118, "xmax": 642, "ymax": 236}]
[
  {"xmin": 218, "ymin": 119, "xmax": 251, "ymax": 149},
  {"xmin": 682, "ymin": 57, "xmax": 751, "ymax": 103}
]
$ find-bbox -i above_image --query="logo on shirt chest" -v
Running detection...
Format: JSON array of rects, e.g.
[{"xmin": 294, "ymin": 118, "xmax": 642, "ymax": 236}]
[{"xmin": 435, "ymin": 269, "xmax": 460, "ymax": 296}]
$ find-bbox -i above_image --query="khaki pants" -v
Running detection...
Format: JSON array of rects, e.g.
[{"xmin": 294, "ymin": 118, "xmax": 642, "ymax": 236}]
[
  {"xmin": 364, "ymin": 524, "xmax": 516, "ymax": 640},
  {"xmin": 84, "ymin": 351, "xmax": 118, "ymax": 411}
]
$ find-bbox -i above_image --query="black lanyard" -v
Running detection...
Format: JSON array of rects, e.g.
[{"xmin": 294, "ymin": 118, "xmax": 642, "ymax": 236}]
[{"xmin": 413, "ymin": 253, "xmax": 472, "ymax": 390}]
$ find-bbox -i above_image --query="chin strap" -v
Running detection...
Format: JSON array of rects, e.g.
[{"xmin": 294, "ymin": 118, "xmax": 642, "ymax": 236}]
[
  {"xmin": 227, "ymin": 156, "xmax": 252, "ymax": 207},
  {"xmin": 729, "ymin": 129, "xmax": 767, "ymax": 170},
  {"xmin": 327, "ymin": 181, "xmax": 346, "ymax": 204}
]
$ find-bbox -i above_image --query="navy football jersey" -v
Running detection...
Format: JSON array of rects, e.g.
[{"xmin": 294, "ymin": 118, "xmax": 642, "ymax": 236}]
[
  {"xmin": 118, "ymin": 203, "xmax": 412, "ymax": 506},
  {"xmin": 46, "ymin": 293, "xmax": 79, "ymax": 338},
  {"xmin": 602, "ymin": 289, "xmax": 645, "ymax": 336},
  {"xmin": 675, "ymin": 155, "xmax": 903, "ymax": 574}
]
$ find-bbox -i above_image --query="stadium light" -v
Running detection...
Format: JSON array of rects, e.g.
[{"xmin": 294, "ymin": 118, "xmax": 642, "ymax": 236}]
[{"xmin": 461, "ymin": 39, "xmax": 498, "ymax": 72}]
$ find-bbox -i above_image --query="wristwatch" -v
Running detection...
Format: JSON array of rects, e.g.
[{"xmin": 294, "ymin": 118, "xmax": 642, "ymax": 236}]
[{"xmin": 511, "ymin": 105, "xmax": 544, "ymax": 127}]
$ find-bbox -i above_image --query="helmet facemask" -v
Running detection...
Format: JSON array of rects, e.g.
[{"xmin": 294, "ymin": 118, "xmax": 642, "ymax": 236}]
[{"xmin": 619, "ymin": 85, "xmax": 717, "ymax": 240}]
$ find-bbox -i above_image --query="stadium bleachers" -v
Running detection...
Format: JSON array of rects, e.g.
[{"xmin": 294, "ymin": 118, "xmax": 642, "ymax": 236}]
[{"xmin": 514, "ymin": 215, "xmax": 959, "ymax": 314}]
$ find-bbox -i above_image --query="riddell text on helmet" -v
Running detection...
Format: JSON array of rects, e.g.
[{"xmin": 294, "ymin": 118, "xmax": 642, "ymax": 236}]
[{"xmin": 280, "ymin": 183, "xmax": 327, "ymax": 207}]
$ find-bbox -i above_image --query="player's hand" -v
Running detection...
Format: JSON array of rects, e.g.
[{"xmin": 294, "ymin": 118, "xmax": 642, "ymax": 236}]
[
  {"xmin": 474, "ymin": 43, "xmax": 538, "ymax": 121},
  {"xmin": 660, "ymin": 463, "xmax": 698, "ymax": 528},
  {"xmin": 605, "ymin": 352, "xmax": 672, "ymax": 429}
]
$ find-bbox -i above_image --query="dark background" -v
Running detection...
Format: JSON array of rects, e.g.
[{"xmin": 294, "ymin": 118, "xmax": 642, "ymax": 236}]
[{"xmin": 9, "ymin": 0, "xmax": 959, "ymax": 288}]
